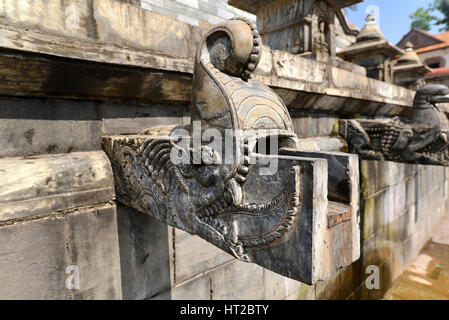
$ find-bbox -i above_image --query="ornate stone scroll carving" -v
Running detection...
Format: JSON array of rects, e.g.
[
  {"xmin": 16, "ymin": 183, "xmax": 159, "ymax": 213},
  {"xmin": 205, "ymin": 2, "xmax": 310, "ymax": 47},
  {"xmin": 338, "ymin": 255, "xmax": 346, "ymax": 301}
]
[
  {"xmin": 104, "ymin": 18, "xmax": 360, "ymax": 284},
  {"xmin": 340, "ymin": 84, "xmax": 449, "ymax": 165}
]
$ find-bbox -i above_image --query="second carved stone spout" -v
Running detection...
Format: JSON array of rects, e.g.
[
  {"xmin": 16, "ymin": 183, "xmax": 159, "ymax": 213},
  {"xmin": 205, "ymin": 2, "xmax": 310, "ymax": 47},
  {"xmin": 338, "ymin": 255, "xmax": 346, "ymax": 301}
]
[{"xmin": 341, "ymin": 84, "xmax": 449, "ymax": 165}]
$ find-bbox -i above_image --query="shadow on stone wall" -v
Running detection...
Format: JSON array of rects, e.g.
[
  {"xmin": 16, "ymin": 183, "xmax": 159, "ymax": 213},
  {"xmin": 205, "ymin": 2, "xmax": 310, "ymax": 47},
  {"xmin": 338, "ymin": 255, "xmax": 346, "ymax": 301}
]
[
  {"xmin": 117, "ymin": 205, "xmax": 172, "ymax": 299},
  {"xmin": 317, "ymin": 160, "xmax": 449, "ymax": 300}
]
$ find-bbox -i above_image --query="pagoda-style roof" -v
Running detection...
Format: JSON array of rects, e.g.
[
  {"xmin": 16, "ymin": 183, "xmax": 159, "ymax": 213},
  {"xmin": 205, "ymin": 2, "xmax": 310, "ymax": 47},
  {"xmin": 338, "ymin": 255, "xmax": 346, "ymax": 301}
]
[
  {"xmin": 394, "ymin": 63, "xmax": 432, "ymax": 75},
  {"xmin": 337, "ymin": 14, "xmax": 403, "ymax": 60},
  {"xmin": 394, "ymin": 43, "xmax": 432, "ymax": 75},
  {"xmin": 397, "ymin": 29, "xmax": 449, "ymax": 53},
  {"xmin": 356, "ymin": 13, "xmax": 383, "ymax": 42},
  {"xmin": 338, "ymin": 39, "xmax": 404, "ymax": 59},
  {"xmin": 397, "ymin": 42, "xmax": 420, "ymax": 65}
]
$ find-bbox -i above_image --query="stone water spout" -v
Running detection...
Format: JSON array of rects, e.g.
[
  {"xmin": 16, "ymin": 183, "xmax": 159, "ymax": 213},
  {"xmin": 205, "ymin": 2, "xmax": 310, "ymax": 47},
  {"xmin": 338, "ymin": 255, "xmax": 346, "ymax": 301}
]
[
  {"xmin": 340, "ymin": 84, "xmax": 449, "ymax": 165},
  {"xmin": 103, "ymin": 18, "xmax": 360, "ymax": 284}
]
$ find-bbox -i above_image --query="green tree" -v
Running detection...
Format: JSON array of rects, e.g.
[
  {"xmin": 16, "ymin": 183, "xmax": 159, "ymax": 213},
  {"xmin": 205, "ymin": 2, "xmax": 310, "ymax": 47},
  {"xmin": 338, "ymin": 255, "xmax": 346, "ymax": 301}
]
[
  {"xmin": 432, "ymin": 0, "xmax": 449, "ymax": 31},
  {"xmin": 409, "ymin": 0, "xmax": 449, "ymax": 32},
  {"xmin": 410, "ymin": 7, "xmax": 436, "ymax": 31}
]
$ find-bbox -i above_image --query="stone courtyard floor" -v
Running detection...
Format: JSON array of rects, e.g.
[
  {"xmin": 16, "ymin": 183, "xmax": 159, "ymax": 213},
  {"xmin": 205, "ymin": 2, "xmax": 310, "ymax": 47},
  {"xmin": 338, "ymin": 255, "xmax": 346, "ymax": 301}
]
[{"xmin": 384, "ymin": 216, "xmax": 449, "ymax": 300}]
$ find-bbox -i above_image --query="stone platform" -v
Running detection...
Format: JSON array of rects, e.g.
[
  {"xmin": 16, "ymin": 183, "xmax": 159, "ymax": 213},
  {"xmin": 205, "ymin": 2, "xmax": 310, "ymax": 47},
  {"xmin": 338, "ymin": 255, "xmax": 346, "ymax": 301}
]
[{"xmin": 384, "ymin": 216, "xmax": 449, "ymax": 300}]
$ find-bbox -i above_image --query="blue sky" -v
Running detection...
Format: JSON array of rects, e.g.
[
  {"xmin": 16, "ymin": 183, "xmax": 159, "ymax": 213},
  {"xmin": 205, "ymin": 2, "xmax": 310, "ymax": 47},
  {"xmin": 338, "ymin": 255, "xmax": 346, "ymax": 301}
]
[{"xmin": 345, "ymin": 0, "xmax": 442, "ymax": 45}]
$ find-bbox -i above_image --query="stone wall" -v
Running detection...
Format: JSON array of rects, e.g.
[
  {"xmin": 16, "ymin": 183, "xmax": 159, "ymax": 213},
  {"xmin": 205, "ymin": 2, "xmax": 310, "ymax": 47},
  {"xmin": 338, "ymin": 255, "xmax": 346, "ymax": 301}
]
[
  {"xmin": 128, "ymin": 0, "xmax": 255, "ymax": 28},
  {"xmin": 0, "ymin": 97, "xmax": 187, "ymax": 299},
  {"xmin": 0, "ymin": 203, "xmax": 122, "ymax": 299},
  {"xmin": 317, "ymin": 161, "xmax": 449, "ymax": 299},
  {"xmin": 0, "ymin": 97, "xmax": 123, "ymax": 299}
]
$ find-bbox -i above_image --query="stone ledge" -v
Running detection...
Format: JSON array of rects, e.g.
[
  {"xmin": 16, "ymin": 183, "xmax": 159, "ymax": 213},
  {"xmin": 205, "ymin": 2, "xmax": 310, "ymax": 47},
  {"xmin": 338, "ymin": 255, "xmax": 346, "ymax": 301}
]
[
  {"xmin": 0, "ymin": 151, "xmax": 115, "ymax": 222},
  {"xmin": 0, "ymin": 203, "xmax": 122, "ymax": 299}
]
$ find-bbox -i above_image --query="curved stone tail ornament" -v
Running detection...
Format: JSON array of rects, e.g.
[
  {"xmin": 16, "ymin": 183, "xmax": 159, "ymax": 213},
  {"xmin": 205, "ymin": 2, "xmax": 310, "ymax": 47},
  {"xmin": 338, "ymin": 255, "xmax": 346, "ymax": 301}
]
[{"xmin": 103, "ymin": 18, "xmax": 360, "ymax": 284}]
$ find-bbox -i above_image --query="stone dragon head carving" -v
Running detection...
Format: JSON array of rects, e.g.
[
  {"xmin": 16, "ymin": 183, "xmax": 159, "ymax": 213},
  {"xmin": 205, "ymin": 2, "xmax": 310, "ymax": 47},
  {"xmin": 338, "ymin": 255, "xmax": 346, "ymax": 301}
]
[
  {"xmin": 106, "ymin": 18, "xmax": 302, "ymax": 262},
  {"xmin": 104, "ymin": 18, "xmax": 362, "ymax": 284}
]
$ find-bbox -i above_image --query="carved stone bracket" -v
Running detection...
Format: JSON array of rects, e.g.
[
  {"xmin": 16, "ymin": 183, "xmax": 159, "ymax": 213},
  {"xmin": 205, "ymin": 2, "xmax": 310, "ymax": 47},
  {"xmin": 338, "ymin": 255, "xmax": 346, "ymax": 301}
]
[
  {"xmin": 103, "ymin": 18, "xmax": 360, "ymax": 284},
  {"xmin": 340, "ymin": 84, "xmax": 449, "ymax": 166}
]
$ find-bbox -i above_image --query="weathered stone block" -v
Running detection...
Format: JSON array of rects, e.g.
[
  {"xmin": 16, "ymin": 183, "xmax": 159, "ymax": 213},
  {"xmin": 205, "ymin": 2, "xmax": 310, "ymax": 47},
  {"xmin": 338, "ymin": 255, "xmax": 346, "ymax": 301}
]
[
  {"xmin": 67, "ymin": 205, "xmax": 122, "ymax": 300},
  {"xmin": 117, "ymin": 205, "xmax": 173, "ymax": 299},
  {"xmin": 171, "ymin": 274, "xmax": 211, "ymax": 300},
  {"xmin": 392, "ymin": 182, "xmax": 408, "ymax": 217},
  {"xmin": 417, "ymin": 167, "xmax": 434, "ymax": 198},
  {"xmin": 101, "ymin": 103, "xmax": 187, "ymax": 135},
  {"xmin": 390, "ymin": 243, "xmax": 405, "ymax": 282},
  {"xmin": 296, "ymin": 136, "xmax": 347, "ymax": 152},
  {"xmin": 378, "ymin": 188, "xmax": 396, "ymax": 227},
  {"xmin": 315, "ymin": 268, "xmax": 342, "ymax": 300},
  {"xmin": 210, "ymin": 260, "xmax": 264, "ymax": 300},
  {"xmin": 363, "ymin": 196, "xmax": 379, "ymax": 241},
  {"xmin": 417, "ymin": 193, "xmax": 436, "ymax": 224},
  {"xmin": 0, "ymin": 98, "xmax": 101, "ymax": 158},
  {"xmin": 174, "ymin": 229, "xmax": 234, "ymax": 284},
  {"xmin": 291, "ymin": 112, "xmax": 336, "ymax": 138},
  {"xmin": 384, "ymin": 210, "xmax": 412, "ymax": 243},
  {"xmin": 150, "ymin": 273, "xmax": 210, "ymax": 300},
  {"xmin": 337, "ymin": 262, "xmax": 364, "ymax": 300},
  {"xmin": 0, "ymin": 151, "xmax": 115, "ymax": 222},
  {"xmin": 286, "ymin": 283, "xmax": 315, "ymax": 300},
  {"xmin": 361, "ymin": 160, "xmax": 415, "ymax": 198},
  {"xmin": 272, "ymin": 50, "xmax": 326, "ymax": 83},
  {"xmin": 94, "ymin": 0, "xmax": 200, "ymax": 59},
  {"xmin": 0, "ymin": 217, "xmax": 67, "ymax": 299},
  {"xmin": 405, "ymin": 176, "xmax": 417, "ymax": 208},
  {"xmin": 263, "ymin": 268, "xmax": 303, "ymax": 300},
  {"xmin": 0, "ymin": 0, "xmax": 92, "ymax": 40},
  {"xmin": 362, "ymin": 229, "xmax": 393, "ymax": 270}
]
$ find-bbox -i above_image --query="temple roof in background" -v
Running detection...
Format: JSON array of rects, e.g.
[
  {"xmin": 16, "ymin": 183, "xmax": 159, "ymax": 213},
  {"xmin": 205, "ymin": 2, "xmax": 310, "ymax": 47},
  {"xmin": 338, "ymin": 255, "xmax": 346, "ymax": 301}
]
[{"xmin": 397, "ymin": 29, "xmax": 449, "ymax": 54}]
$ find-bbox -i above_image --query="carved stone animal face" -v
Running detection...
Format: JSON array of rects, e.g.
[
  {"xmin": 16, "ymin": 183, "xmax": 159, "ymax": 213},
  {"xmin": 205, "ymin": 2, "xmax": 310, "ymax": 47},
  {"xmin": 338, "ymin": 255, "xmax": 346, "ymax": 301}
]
[
  {"xmin": 430, "ymin": 87, "xmax": 449, "ymax": 104},
  {"xmin": 414, "ymin": 84, "xmax": 449, "ymax": 105}
]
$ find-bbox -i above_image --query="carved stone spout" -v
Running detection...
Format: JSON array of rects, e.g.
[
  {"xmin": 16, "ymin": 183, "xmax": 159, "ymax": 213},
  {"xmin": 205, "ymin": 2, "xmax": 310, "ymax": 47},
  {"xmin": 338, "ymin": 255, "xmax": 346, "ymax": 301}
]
[
  {"xmin": 103, "ymin": 18, "xmax": 360, "ymax": 284},
  {"xmin": 340, "ymin": 84, "xmax": 449, "ymax": 165}
]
